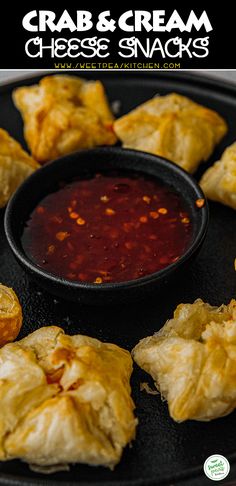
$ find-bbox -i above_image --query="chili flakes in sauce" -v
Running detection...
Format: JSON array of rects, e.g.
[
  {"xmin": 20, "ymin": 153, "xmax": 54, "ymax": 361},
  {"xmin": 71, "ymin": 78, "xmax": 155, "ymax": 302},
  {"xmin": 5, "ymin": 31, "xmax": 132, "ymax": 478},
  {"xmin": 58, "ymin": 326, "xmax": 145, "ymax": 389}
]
[{"xmin": 22, "ymin": 172, "xmax": 192, "ymax": 283}]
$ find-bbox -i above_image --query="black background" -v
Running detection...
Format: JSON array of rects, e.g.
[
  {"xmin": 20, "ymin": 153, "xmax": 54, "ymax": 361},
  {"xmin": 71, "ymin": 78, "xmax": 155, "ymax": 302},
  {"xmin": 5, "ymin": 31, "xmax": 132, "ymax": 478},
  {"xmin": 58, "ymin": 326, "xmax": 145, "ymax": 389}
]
[{"xmin": 0, "ymin": 5, "xmax": 233, "ymax": 69}]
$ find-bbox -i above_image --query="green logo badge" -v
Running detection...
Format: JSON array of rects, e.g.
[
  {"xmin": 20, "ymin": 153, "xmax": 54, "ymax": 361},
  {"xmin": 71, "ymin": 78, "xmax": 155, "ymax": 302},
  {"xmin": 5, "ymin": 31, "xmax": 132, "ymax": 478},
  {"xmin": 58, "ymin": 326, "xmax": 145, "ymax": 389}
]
[{"xmin": 204, "ymin": 454, "xmax": 230, "ymax": 481}]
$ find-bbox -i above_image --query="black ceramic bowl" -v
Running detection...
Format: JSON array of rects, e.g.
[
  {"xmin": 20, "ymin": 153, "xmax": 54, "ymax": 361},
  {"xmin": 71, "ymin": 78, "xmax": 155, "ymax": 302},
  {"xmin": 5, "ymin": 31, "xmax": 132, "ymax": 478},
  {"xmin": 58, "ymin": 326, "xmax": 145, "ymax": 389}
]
[{"xmin": 4, "ymin": 147, "xmax": 208, "ymax": 305}]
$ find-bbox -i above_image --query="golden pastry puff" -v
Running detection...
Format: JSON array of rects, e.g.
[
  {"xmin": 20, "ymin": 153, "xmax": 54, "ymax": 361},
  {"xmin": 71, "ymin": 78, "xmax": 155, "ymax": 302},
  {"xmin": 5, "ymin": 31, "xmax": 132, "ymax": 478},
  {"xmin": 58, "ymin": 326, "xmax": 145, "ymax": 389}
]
[
  {"xmin": 114, "ymin": 93, "xmax": 227, "ymax": 173},
  {"xmin": 200, "ymin": 141, "xmax": 236, "ymax": 210},
  {"xmin": 0, "ymin": 128, "xmax": 39, "ymax": 208},
  {"xmin": 13, "ymin": 75, "xmax": 117, "ymax": 163},
  {"xmin": 0, "ymin": 283, "xmax": 22, "ymax": 346},
  {"xmin": 0, "ymin": 326, "xmax": 137, "ymax": 468},
  {"xmin": 133, "ymin": 298, "xmax": 236, "ymax": 422}
]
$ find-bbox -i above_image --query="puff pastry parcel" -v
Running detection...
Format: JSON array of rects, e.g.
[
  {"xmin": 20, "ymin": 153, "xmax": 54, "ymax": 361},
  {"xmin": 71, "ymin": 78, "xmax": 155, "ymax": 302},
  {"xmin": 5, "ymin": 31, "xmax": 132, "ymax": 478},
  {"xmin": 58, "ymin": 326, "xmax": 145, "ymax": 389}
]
[
  {"xmin": 133, "ymin": 299, "xmax": 236, "ymax": 422},
  {"xmin": 0, "ymin": 326, "xmax": 136, "ymax": 469},
  {"xmin": 13, "ymin": 75, "xmax": 117, "ymax": 163},
  {"xmin": 0, "ymin": 128, "xmax": 38, "ymax": 208},
  {"xmin": 0, "ymin": 284, "xmax": 22, "ymax": 346},
  {"xmin": 114, "ymin": 93, "xmax": 227, "ymax": 173},
  {"xmin": 200, "ymin": 142, "xmax": 236, "ymax": 209}
]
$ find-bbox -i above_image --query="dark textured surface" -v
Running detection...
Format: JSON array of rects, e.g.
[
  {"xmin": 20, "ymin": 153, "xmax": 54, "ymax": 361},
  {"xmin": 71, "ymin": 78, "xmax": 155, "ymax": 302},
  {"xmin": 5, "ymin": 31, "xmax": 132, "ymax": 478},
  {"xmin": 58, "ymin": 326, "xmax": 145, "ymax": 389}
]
[{"xmin": 0, "ymin": 72, "xmax": 236, "ymax": 485}]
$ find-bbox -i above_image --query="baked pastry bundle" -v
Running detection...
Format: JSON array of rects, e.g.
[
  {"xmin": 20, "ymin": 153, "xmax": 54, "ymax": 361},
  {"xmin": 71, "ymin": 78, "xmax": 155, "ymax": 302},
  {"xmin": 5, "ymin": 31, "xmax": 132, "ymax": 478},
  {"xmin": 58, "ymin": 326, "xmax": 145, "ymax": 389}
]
[
  {"xmin": 133, "ymin": 298, "xmax": 236, "ymax": 422},
  {"xmin": 0, "ymin": 283, "xmax": 22, "ymax": 346},
  {"xmin": 200, "ymin": 141, "xmax": 236, "ymax": 210},
  {"xmin": 0, "ymin": 326, "xmax": 137, "ymax": 468},
  {"xmin": 13, "ymin": 75, "xmax": 117, "ymax": 163},
  {"xmin": 114, "ymin": 93, "xmax": 227, "ymax": 173},
  {"xmin": 0, "ymin": 128, "xmax": 38, "ymax": 208}
]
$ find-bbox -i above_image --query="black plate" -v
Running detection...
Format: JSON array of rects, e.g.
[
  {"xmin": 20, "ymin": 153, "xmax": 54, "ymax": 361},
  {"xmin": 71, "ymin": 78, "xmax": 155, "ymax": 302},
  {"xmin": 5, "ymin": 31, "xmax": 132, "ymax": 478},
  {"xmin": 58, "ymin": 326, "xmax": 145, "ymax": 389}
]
[{"xmin": 0, "ymin": 71, "xmax": 236, "ymax": 486}]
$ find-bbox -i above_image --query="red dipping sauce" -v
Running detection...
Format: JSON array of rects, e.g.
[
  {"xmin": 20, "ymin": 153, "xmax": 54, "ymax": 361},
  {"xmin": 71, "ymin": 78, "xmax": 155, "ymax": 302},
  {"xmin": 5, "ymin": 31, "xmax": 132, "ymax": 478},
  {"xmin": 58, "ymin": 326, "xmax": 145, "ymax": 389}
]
[{"xmin": 22, "ymin": 172, "xmax": 192, "ymax": 284}]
